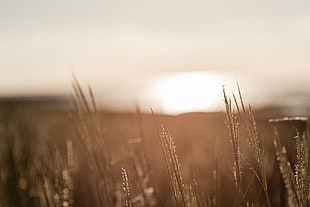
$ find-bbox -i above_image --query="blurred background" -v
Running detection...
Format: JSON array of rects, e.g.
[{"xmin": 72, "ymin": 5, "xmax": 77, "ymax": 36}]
[
  {"xmin": 1, "ymin": 0, "xmax": 310, "ymax": 115},
  {"xmin": 1, "ymin": 1, "xmax": 310, "ymax": 207}
]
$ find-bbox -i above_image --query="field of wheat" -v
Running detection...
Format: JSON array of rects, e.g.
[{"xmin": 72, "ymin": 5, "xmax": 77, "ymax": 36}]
[{"xmin": 0, "ymin": 78, "xmax": 309, "ymax": 207}]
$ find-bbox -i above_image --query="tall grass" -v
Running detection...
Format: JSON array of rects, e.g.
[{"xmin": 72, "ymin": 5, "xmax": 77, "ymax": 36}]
[
  {"xmin": 223, "ymin": 86, "xmax": 242, "ymax": 200},
  {"xmin": 153, "ymin": 119, "xmax": 207, "ymax": 207},
  {"xmin": 223, "ymin": 84, "xmax": 271, "ymax": 207},
  {"xmin": 0, "ymin": 99, "xmax": 74, "ymax": 207},
  {"xmin": 71, "ymin": 75, "xmax": 114, "ymax": 206},
  {"xmin": 1, "ymin": 78, "xmax": 310, "ymax": 207},
  {"xmin": 273, "ymin": 126, "xmax": 310, "ymax": 207}
]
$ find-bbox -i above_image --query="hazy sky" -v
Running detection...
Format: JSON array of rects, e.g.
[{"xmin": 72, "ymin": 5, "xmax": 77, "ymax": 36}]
[{"xmin": 1, "ymin": 0, "xmax": 310, "ymax": 113}]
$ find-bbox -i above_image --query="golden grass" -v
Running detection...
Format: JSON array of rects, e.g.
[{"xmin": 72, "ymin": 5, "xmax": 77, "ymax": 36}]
[{"xmin": 0, "ymin": 78, "xmax": 309, "ymax": 207}]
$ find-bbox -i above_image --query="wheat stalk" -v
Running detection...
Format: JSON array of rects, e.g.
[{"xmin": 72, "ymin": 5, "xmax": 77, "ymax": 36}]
[
  {"xmin": 233, "ymin": 84, "xmax": 271, "ymax": 207},
  {"xmin": 223, "ymin": 86, "xmax": 242, "ymax": 196},
  {"xmin": 273, "ymin": 128, "xmax": 301, "ymax": 207},
  {"xmin": 71, "ymin": 74, "xmax": 113, "ymax": 206}
]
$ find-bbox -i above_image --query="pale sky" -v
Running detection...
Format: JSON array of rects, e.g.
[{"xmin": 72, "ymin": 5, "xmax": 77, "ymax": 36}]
[{"xmin": 1, "ymin": 0, "xmax": 310, "ymax": 113}]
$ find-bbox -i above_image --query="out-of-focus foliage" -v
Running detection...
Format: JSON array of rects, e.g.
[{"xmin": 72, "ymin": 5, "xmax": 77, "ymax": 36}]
[{"xmin": 0, "ymin": 84, "xmax": 309, "ymax": 207}]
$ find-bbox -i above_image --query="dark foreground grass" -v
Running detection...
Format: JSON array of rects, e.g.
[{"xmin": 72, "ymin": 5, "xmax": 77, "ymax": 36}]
[{"xmin": 0, "ymin": 79, "xmax": 309, "ymax": 207}]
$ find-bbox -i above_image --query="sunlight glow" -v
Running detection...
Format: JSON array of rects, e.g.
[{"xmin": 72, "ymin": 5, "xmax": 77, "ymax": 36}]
[{"xmin": 154, "ymin": 72, "xmax": 223, "ymax": 114}]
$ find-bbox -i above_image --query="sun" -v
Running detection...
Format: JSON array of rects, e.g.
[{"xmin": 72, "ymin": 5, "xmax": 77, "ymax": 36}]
[{"xmin": 153, "ymin": 72, "xmax": 223, "ymax": 114}]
